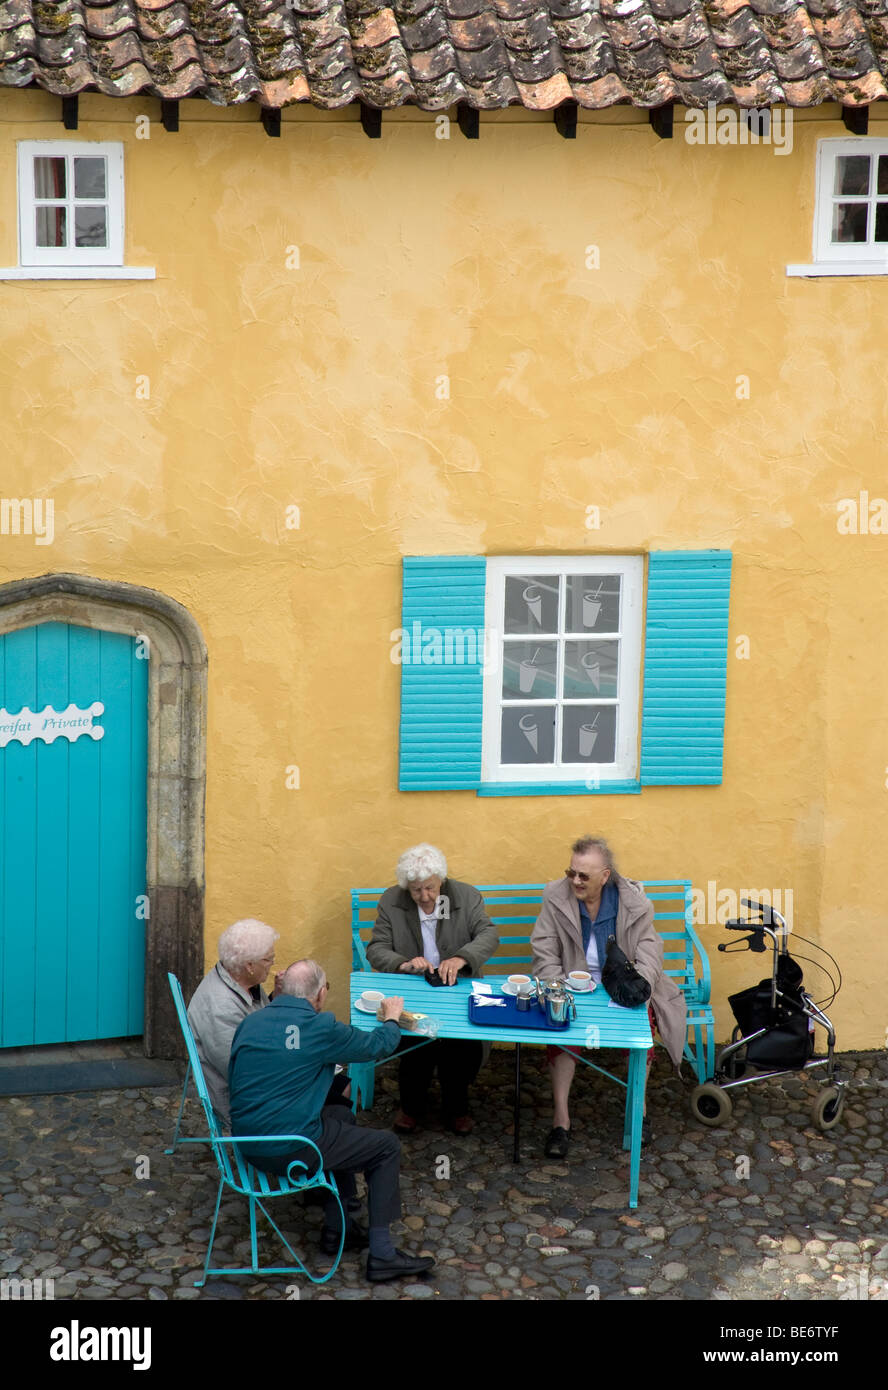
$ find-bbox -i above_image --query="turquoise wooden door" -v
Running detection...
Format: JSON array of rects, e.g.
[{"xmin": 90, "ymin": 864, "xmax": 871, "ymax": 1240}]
[{"xmin": 0, "ymin": 622, "xmax": 148, "ymax": 1047}]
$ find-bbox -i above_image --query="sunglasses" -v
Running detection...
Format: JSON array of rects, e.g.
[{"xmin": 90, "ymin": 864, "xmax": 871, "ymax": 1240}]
[{"xmin": 565, "ymin": 868, "xmax": 606, "ymax": 883}]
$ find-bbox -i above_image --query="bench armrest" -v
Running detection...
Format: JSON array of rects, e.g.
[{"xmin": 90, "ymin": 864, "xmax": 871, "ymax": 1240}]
[{"xmin": 683, "ymin": 919, "xmax": 711, "ymax": 1005}]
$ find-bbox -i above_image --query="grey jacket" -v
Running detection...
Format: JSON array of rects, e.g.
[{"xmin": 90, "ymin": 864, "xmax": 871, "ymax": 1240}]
[
  {"xmin": 367, "ymin": 878, "xmax": 499, "ymax": 978},
  {"xmin": 187, "ymin": 963, "xmax": 270, "ymax": 1125},
  {"xmin": 530, "ymin": 874, "xmax": 688, "ymax": 1069}
]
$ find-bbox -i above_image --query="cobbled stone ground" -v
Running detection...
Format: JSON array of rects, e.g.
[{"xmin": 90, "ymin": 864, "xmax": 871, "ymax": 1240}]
[{"xmin": 1, "ymin": 1048, "xmax": 886, "ymax": 1302}]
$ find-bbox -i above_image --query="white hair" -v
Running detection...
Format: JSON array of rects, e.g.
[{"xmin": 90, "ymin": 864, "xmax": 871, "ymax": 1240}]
[
  {"xmin": 279, "ymin": 960, "xmax": 326, "ymax": 999},
  {"xmin": 396, "ymin": 843, "xmax": 448, "ymax": 889},
  {"xmin": 218, "ymin": 918, "xmax": 279, "ymax": 973}
]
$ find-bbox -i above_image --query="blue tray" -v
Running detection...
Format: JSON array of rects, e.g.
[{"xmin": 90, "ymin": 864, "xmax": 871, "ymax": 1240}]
[{"xmin": 468, "ymin": 993, "xmax": 571, "ymax": 1031}]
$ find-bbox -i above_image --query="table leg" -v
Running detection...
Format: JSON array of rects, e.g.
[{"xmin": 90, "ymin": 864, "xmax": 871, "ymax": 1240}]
[
  {"xmin": 513, "ymin": 1042, "xmax": 521, "ymax": 1164},
  {"xmin": 624, "ymin": 1046, "xmax": 646, "ymax": 1209}
]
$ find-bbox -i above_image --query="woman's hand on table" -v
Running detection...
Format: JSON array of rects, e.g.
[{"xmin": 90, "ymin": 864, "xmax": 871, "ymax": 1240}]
[
  {"xmin": 438, "ymin": 957, "xmax": 467, "ymax": 985},
  {"xmin": 380, "ymin": 996, "xmax": 405, "ymax": 1021}
]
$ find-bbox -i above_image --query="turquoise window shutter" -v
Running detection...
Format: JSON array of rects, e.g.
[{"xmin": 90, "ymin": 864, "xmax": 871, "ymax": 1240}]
[
  {"xmin": 398, "ymin": 556, "xmax": 486, "ymax": 791},
  {"xmin": 640, "ymin": 550, "xmax": 732, "ymax": 786}
]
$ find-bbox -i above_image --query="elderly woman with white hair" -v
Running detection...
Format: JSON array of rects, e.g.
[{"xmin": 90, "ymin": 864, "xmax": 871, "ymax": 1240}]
[
  {"xmin": 187, "ymin": 917, "xmax": 279, "ymax": 1127},
  {"xmin": 367, "ymin": 844, "xmax": 499, "ymax": 1134}
]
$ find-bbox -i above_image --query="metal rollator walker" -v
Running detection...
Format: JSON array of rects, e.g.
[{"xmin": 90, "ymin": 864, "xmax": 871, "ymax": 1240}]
[{"xmin": 690, "ymin": 897, "xmax": 846, "ymax": 1130}]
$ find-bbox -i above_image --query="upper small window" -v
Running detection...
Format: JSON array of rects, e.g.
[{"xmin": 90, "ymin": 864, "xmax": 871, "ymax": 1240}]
[
  {"xmin": 18, "ymin": 142, "xmax": 124, "ymax": 267},
  {"xmin": 481, "ymin": 556, "xmax": 644, "ymax": 784},
  {"xmin": 814, "ymin": 138, "xmax": 888, "ymax": 264}
]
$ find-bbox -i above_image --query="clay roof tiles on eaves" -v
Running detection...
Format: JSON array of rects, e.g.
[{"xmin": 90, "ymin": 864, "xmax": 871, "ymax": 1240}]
[{"xmin": 0, "ymin": 0, "xmax": 886, "ymax": 111}]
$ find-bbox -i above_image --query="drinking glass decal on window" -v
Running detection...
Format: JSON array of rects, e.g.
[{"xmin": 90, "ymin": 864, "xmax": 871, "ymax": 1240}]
[
  {"xmin": 504, "ymin": 575, "xmax": 560, "ymax": 634},
  {"xmin": 501, "ymin": 643, "xmax": 557, "ymax": 699}
]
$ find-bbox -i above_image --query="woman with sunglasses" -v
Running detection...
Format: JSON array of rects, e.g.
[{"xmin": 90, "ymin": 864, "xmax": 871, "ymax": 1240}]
[{"xmin": 530, "ymin": 835, "xmax": 687, "ymax": 1158}]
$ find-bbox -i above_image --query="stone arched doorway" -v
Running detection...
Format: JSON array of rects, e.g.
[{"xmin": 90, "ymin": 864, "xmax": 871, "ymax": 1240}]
[{"xmin": 0, "ymin": 573, "xmax": 206, "ymax": 1058}]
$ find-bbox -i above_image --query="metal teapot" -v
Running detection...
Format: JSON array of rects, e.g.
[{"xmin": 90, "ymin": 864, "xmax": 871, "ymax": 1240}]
[{"xmin": 534, "ymin": 977, "xmax": 577, "ymax": 1027}]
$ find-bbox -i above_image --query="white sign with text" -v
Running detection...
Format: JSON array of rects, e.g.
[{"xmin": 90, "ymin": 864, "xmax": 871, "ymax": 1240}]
[{"xmin": 0, "ymin": 702, "xmax": 105, "ymax": 747}]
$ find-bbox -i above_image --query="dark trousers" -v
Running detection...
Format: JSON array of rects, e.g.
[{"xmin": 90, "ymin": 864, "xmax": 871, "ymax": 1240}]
[
  {"xmin": 248, "ymin": 1105, "xmax": 401, "ymax": 1229},
  {"xmin": 397, "ymin": 1036, "xmax": 483, "ymax": 1120}
]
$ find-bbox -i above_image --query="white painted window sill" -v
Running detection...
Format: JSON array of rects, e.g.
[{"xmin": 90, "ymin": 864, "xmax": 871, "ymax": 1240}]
[
  {"xmin": 0, "ymin": 266, "xmax": 156, "ymax": 280},
  {"xmin": 786, "ymin": 261, "xmax": 888, "ymax": 278}
]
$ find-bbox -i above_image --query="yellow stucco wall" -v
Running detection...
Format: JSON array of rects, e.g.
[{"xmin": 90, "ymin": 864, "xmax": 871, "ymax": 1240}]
[{"xmin": 1, "ymin": 92, "xmax": 886, "ymax": 1050}]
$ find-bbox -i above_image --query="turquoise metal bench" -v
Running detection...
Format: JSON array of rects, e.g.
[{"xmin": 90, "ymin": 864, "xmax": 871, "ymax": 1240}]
[
  {"xmin": 349, "ymin": 881, "xmax": 714, "ymax": 1107},
  {"xmin": 165, "ymin": 971, "xmax": 345, "ymax": 1287}
]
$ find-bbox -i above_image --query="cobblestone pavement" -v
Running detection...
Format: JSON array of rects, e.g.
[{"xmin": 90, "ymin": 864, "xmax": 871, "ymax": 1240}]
[{"xmin": 1, "ymin": 1047, "xmax": 886, "ymax": 1302}]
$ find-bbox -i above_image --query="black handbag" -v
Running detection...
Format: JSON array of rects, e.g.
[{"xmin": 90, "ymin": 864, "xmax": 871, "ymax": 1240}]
[{"xmin": 601, "ymin": 935, "xmax": 652, "ymax": 1008}]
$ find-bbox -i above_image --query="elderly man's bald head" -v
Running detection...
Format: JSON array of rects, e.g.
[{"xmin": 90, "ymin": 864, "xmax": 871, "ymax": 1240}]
[{"xmin": 278, "ymin": 959, "xmax": 327, "ymax": 1000}]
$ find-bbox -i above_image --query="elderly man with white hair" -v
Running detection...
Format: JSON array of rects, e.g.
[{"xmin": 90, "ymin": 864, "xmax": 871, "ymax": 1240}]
[
  {"xmin": 187, "ymin": 918, "xmax": 278, "ymax": 1127},
  {"xmin": 229, "ymin": 958, "xmax": 435, "ymax": 1284},
  {"xmin": 367, "ymin": 844, "xmax": 499, "ymax": 1134}
]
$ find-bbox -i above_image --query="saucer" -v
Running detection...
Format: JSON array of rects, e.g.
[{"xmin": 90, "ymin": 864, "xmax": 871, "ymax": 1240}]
[
  {"xmin": 564, "ymin": 980, "xmax": 595, "ymax": 993},
  {"xmin": 355, "ymin": 999, "xmax": 383, "ymax": 1014},
  {"xmin": 501, "ymin": 982, "xmax": 532, "ymax": 997}
]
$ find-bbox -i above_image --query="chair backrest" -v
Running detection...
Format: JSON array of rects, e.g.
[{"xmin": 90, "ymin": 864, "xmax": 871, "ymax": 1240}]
[
  {"xmin": 350, "ymin": 880, "xmax": 703, "ymax": 1000},
  {"xmin": 167, "ymin": 972, "xmax": 235, "ymax": 1185}
]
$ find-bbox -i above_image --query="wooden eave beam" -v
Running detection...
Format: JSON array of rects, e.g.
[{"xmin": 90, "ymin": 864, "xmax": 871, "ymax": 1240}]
[
  {"xmin": 161, "ymin": 100, "xmax": 180, "ymax": 132},
  {"xmin": 554, "ymin": 101, "xmax": 578, "ymax": 139},
  {"xmin": 457, "ymin": 103, "xmax": 479, "ymax": 139},
  {"xmin": 649, "ymin": 102, "xmax": 674, "ymax": 139},
  {"xmin": 360, "ymin": 103, "xmax": 382, "ymax": 138},
  {"xmin": 842, "ymin": 105, "xmax": 869, "ymax": 135}
]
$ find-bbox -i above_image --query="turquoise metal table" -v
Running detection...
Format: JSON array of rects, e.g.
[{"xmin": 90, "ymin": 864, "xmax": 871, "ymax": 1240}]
[{"xmin": 349, "ymin": 971, "xmax": 653, "ymax": 1209}]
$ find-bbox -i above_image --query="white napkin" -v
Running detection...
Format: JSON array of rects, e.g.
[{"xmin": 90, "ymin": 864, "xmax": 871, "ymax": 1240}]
[
  {"xmin": 472, "ymin": 995, "xmax": 506, "ymax": 1007},
  {"xmin": 471, "ymin": 981, "xmax": 493, "ymax": 995}
]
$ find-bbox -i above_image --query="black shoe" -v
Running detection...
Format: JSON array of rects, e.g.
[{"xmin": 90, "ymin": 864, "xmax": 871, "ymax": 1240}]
[
  {"xmin": 320, "ymin": 1220, "xmax": 369, "ymax": 1255},
  {"xmin": 366, "ymin": 1249, "xmax": 435, "ymax": 1284},
  {"xmin": 641, "ymin": 1118, "xmax": 653, "ymax": 1146},
  {"xmin": 544, "ymin": 1126, "xmax": 570, "ymax": 1159}
]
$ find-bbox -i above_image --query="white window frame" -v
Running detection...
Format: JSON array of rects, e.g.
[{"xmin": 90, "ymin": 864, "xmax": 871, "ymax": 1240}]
[
  {"xmin": 481, "ymin": 556, "xmax": 644, "ymax": 784},
  {"xmin": 787, "ymin": 137, "xmax": 888, "ymax": 278},
  {"xmin": 18, "ymin": 141, "xmax": 124, "ymax": 266},
  {"xmin": 1, "ymin": 141, "xmax": 153, "ymax": 281}
]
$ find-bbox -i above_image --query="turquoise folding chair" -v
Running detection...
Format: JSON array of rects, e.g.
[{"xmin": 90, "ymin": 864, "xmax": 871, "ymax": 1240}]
[{"xmin": 166, "ymin": 971, "xmax": 345, "ymax": 1287}]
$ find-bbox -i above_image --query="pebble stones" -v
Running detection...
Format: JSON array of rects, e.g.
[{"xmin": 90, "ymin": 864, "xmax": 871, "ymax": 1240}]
[{"xmin": 0, "ymin": 1047, "xmax": 885, "ymax": 1301}]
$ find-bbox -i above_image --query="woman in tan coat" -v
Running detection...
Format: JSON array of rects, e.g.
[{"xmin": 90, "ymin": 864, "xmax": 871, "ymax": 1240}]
[{"xmin": 531, "ymin": 835, "xmax": 686, "ymax": 1157}]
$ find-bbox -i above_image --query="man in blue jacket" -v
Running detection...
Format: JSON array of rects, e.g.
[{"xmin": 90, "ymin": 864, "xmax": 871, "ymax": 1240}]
[{"xmin": 229, "ymin": 958, "xmax": 435, "ymax": 1284}]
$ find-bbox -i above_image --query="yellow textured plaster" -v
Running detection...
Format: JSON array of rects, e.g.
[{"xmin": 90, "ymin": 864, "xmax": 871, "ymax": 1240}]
[{"xmin": 0, "ymin": 99, "xmax": 885, "ymax": 1049}]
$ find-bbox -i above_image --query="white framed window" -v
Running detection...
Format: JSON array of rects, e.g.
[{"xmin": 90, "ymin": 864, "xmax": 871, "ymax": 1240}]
[
  {"xmin": 787, "ymin": 138, "xmax": 888, "ymax": 277},
  {"xmin": 19, "ymin": 141, "xmax": 123, "ymax": 266},
  {"xmin": 1, "ymin": 142, "xmax": 153, "ymax": 281},
  {"xmin": 481, "ymin": 556, "xmax": 644, "ymax": 784}
]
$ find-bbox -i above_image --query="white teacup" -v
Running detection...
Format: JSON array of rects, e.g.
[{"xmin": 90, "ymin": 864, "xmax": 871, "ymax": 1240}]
[
  {"xmin": 361, "ymin": 989, "xmax": 384, "ymax": 1009},
  {"xmin": 568, "ymin": 971, "xmax": 592, "ymax": 992},
  {"xmin": 508, "ymin": 974, "xmax": 532, "ymax": 996}
]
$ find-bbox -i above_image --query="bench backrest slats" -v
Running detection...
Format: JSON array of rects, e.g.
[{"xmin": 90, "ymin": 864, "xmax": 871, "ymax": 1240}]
[{"xmin": 350, "ymin": 880, "xmax": 708, "ymax": 1005}]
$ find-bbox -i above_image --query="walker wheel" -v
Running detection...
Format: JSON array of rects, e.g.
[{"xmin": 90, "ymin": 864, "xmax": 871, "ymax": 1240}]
[
  {"xmin": 811, "ymin": 1086, "xmax": 845, "ymax": 1131},
  {"xmin": 690, "ymin": 1082, "xmax": 733, "ymax": 1127}
]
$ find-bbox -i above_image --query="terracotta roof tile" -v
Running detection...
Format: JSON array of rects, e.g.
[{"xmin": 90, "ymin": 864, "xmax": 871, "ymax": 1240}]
[{"xmin": 0, "ymin": 0, "xmax": 886, "ymax": 109}]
